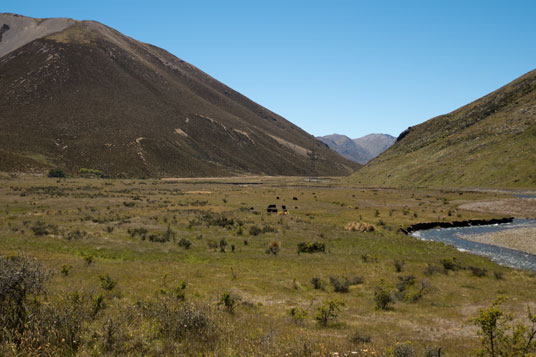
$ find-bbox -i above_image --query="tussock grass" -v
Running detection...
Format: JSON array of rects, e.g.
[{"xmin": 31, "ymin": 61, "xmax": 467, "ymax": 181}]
[{"xmin": 0, "ymin": 176, "xmax": 534, "ymax": 354}]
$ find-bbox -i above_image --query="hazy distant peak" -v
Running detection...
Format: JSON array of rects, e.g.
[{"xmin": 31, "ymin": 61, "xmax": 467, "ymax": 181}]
[
  {"xmin": 353, "ymin": 133, "xmax": 396, "ymax": 158},
  {"xmin": 317, "ymin": 132, "xmax": 395, "ymax": 164}
]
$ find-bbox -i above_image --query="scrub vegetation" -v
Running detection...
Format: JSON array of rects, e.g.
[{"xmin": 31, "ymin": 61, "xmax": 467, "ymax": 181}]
[{"xmin": 0, "ymin": 174, "xmax": 535, "ymax": 355}]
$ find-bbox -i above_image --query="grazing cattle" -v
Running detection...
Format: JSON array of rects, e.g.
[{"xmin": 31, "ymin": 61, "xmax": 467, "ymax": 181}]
[
  {"xmin": 267, "ymin": 204, "xmax": 278, "ymax": 213},
  {"xmin": 293, "ymin": 197, "xmax": 298, "ymax": 200}
]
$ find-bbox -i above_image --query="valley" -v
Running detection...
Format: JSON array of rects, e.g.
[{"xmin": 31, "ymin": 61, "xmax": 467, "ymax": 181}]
[{"xmin": 1, "ymin": 174, "xmax": 535, "ymax": 355}]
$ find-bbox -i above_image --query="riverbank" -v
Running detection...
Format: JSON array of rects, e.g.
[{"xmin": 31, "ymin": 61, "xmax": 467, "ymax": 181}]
[{"xmin": 457, "ymin": 227, "xmax": 536, "ymax": 255}]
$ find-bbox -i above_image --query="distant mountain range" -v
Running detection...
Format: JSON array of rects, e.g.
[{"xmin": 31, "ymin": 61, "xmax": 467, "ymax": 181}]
[
  {"xmin": 317, "ymin": 133, "xmax": 395, "ymax": 164},
  {"xmin": 0, "ymin": 13, "xmax": 359, "ymax": 177},
  {"xmin": 347, "ymin": 69, "xmax": 536, "ymax": 187}
]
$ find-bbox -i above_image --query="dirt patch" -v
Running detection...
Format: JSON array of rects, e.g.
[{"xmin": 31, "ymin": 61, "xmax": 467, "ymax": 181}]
[
  {"xmin": 459, "ymin": 198, "xmax": 536, "ymax": 218},
  {"xmin": 457, "ymin": 227, "xmax": 536, "ymax": 255}
]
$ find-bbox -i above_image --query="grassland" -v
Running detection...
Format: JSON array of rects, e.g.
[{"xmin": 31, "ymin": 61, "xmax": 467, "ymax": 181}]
[{"xmin": 1, "ymin": 174, "xmax": 535, "ymax": 355}]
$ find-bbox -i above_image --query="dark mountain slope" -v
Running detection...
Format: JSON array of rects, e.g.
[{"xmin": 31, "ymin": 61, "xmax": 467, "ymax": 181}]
[
  {"xmin": 0, "ymin": 14, "xmax": 359, "ymax": 177},
  {"xmin": 348, "ymin": 69, "xmax": 536, "ymax": 187}
]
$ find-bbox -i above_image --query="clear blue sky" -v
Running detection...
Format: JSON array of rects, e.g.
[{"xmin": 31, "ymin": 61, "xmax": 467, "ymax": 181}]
[{"xmin": 3, "ymin": 1, "xmax": 535, "ymax": 138}]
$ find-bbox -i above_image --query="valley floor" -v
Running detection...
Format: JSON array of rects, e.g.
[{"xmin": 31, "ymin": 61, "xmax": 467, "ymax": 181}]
[{"xmin": 0, "ymin": 173, "xmax": 535, "ymax": 355}]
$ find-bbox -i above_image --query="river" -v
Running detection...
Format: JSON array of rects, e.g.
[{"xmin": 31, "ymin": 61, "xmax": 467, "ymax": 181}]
[{"xmin": 410, "ymin": 219, "xmax": 536, "ymax": 272}]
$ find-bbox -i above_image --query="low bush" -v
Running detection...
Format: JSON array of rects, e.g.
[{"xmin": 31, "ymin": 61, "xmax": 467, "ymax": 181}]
[
  {"xmin": 249, "ymin": 225, "xmax": 262, "ymax": 236},
  {"xmin": 79, "ymin": 168, "xmax": 104, "ymax": 177},
  {"xmin": 394, "ymin": 259, "xmax": 405, "ymax": 273},
  {"xmin": 440, "ymin": 257, "xmax": 460, "ymax": 272},
  {"xmin": 178, "ymin": 238, "xmax": 192, "ymax": 249},
  {"xmin": 310, "ymin": 277, "xmax": 325, "ymax": 290},
  {"xmin": 349, "ymin": 330, "xmax": 371, "ymax": 345},
  {"xmin": 99, "ymin": 274, "xmax": 117, "ymax": 291},
  {"xmin": 48, "ymin": 168, "xmax": 66, "ymax": 178},
  {"xmin": 31, "ymin": 221, "xmax": 58, "ymax": 236},
  {"xmin": 388, "ymin": 342, "xmax": 416, "ymax": 357},
  {"xmin": 468, "ymin": 266, "xmax": 488, "ymax": 277},
  {"xmin": 374, "ymin": 281, "xmax": 394, "ymax": 310},
  {"xmin": 423, "ymin": 264, "xmax": 444, "ymax": 276},
  {"xmin": 0, "ymin": 254, "xmax": 50, "ymax": 343},
  {"xmin": 330, "ymin": 276, "xmax": 350, "ymax": 293},
  {"xmin": 262, "ymin": 225, "xmax": 276, "ymax": 233},
  {"xmin": 128, "ymin": 227, "xmax": 148, "ymax": 240},
  {"xmin": 218, "ymin": 292, "xmax": 240, "ymax": 313},
  {"xmin": 315, "ymin": 299, "xmax": 344, "ymax": 327},
  {"xmin": 297, "ymin": 242, "xmax": 325, "ymax": 254},
  {"xmin": 288, "ymin": 307, "xmax": 308, "ymax": 325}
]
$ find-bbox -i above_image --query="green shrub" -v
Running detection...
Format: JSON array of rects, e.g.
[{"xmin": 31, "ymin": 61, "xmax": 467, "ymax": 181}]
[
  {"xmin": 79, "ymin": 168, "xmax": 103, "ymax": 177},
  {"xmin": 48, "ymin": 168, "xmax": 66, "ymax": 178},
  {"xmin": 99, "ymin": 274, "xmax": 117, "ymax": 291},
  {"xmin": 297, "ymin": 242, "xmax": 325, "ymax": 254},
  {"xmin": 349, "ymin": 330, "xmax": 371, "ymax": 345},
  {"xmin": 469, "ymin": 266, "xmax": 488, "ymax": 277},
  {"xmin": 388, "ymin": 342, "xmax": 416, "ymax": 357},
  {"xmin": 288, "ymin": 307, "xmax": 308, "ymax": 325},
  {"xmin": 361, "ymin": 253, "xmax": 378, "ymax": 263},
  {"xmin": 423, "ymin": 264, "xmax": 444, "ymax": 276},
  {"xmin": 207, "ymin": 240, "xmax": 218, "ymax": 251},
  {"xmin": 174, "ymin": 282, "xmax": 187, "ymax": 301},
  {"xmin": 60, "ymin": 264, "xmax": 72, "ymax": 276},
  {"xmin": 83, "ymin": 254, "xmax": 94, "ymax": 265},
  {"xmin": 262, "ymin": 225, "xmax": 276, "ymax": 233},
  {"xmin": 0, "ymin": 254, "xmax": 50, "ymax": 342},
  {"xmin": 440, "ymin": 257, "xmax": 460, "ymax": 272},
  {"xmin": 249, "ymin": 225, "xmax": 262, "ymax": 236},
  {"xmin": 315, "ymin": 299, "xmax": 344, "ymax": 327},
  {"xmin": 374, "ymin": 281, "xmax": 394, "ymax": 310},
  {"xmin": 31, "ymin": 221, "xmax": 58, "ymax": 236},
  {"xmin": 394, "ymin": 259, "xmax": 405, "ymax": 273},
  {"xmin": 178, "ymin": 238, "xmax": 192, "ymax": 249},
  {"xmin": 128, "ymin": 227, "xmax": 148, "ymax": 240},
  {"xmin": 219, "ymin": 239, "xmax": 227, "ymax": 253},
  {"xmin": 218, "ymin": 292, "xmax": 240, "ymax": 313},
  {"xmin": 472, "ymin": 298, "xmax": 536, "ymax": 356},
  {"xmin": 310, "ymin": 277, "xmax": 325, "ymax": 290},
  {"xmin": 330, "ymin": 275, "xmax": 364, "ymax": 292},
  {"xmin": 92, "ymin": 293, "xmax": 106, "ymax": 317}
]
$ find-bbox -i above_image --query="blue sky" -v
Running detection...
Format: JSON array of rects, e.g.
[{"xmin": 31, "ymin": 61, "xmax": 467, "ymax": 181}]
[{"xmin": 3, "ymin": 1, "xmax": 535, "ymax": 138}]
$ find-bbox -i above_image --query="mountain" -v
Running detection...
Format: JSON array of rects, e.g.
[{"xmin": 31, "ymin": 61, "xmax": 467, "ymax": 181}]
[
  {"xmin": 317, "ymin": 133, "xmax": 395, "ymax": 164},
  {"xmin": 353, "ymin": 133, "xmax": 395, "ymax": 158},
  {"xmin": 347, "ymin": 69, "xmax": 536, "ymax": 187},
  {"xmin": 0, "ymin": 13, "xmax": 359, "ymax": 177}
]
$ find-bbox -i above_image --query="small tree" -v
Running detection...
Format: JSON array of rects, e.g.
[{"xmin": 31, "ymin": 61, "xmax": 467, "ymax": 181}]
[
  {"xmin": 473, "ymin": 297, "xmax": 536, "ymax": 356},
  {"xmin": 374, "ymin": 280, "xmax": 394, "ymax": 310},
  {"xmin": 473, "ymin": 297, "xmax": 507, "ymax": 356},
  {"xmin": 315, "ymin": 299, "xmax": 344, "ymax": 327}
]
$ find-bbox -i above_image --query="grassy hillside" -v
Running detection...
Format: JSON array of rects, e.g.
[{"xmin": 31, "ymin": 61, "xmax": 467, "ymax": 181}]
[{"xmin": 348, "ymin": 69, "xmax": 536, "ymax": 188}]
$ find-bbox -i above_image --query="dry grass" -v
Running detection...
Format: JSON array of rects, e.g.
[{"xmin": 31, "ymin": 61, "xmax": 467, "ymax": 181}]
[{"xmin": 0, "ymin": 175, "xmax": 535, "ymax": 355}]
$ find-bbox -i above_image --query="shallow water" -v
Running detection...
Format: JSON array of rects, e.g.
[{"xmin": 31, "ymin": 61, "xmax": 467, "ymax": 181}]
[{"xmin": 411, "ymin": 219, "xmax": 536, "ymax": 271}]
